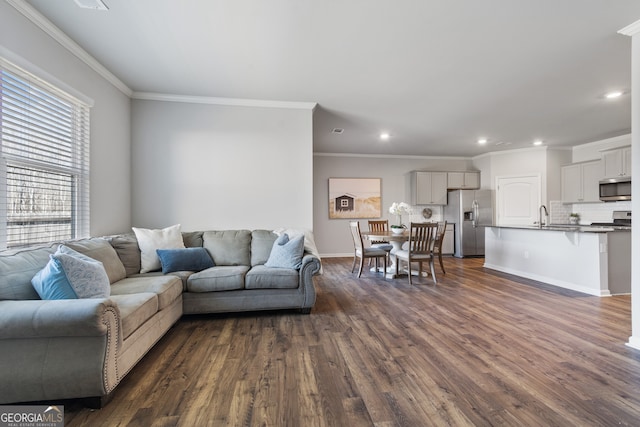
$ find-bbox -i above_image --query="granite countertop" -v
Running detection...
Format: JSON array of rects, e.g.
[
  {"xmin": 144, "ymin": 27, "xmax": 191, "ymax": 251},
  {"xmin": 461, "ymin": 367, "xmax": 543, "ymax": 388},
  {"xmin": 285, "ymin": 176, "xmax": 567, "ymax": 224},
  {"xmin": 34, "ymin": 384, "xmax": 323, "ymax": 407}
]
[{"xmin": 488, "ymin": 224, "xmax": 631, "ymax": 233}]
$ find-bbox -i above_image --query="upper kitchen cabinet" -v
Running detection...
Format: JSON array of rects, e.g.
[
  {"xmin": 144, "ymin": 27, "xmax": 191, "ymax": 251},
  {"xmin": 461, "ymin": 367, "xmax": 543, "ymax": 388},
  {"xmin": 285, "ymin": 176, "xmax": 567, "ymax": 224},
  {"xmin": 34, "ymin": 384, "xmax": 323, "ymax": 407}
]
[
  {"xmin": 447, "ymin": 171, "xmax": 480, "ymax": 189},
  {"xmin": 410, "ymin": 171, "xmax": 448, "ymax": 205},
  {"xmin": 561, "ymin": 160, "xmax": 602, "ymax": 203},
  {"xmin": 602, "ymin": 147, "xmax": 632, "ymax": 178}
]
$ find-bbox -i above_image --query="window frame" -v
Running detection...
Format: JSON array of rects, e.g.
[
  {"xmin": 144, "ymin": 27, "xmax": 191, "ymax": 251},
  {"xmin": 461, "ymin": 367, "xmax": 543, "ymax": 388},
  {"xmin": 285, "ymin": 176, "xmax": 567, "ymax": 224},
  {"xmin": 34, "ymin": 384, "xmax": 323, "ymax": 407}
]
[{"xmin": 0, "ymin": 57, "xmax": 91, "ymax": 249}]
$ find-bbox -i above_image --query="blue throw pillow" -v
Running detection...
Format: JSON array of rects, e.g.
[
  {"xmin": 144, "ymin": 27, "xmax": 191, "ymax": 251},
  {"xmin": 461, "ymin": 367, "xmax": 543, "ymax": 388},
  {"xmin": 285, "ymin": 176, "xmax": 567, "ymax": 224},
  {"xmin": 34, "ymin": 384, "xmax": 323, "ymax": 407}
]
[
  {"xmin": 156, "ymin": 247, "xmax": 215, "ymax": 274},
  {"xmin": 31, "ymin": 245, "xmax": 111, "ymax": 300},
  {"xmin": 31, "ymin": 256, "xmax": 78, "ymax": 299},
  {"xmin": 264, "ymin": 233, "xmax": 305, "ymax": 269}
]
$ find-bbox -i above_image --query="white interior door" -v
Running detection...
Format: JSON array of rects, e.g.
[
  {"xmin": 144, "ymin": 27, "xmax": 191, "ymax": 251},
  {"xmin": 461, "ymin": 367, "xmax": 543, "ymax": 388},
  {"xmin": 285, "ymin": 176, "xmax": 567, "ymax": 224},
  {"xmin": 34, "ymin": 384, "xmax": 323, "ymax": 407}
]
[{"xmin": 496, "ymin": 175, "xmax": 541, "ymax": 226}]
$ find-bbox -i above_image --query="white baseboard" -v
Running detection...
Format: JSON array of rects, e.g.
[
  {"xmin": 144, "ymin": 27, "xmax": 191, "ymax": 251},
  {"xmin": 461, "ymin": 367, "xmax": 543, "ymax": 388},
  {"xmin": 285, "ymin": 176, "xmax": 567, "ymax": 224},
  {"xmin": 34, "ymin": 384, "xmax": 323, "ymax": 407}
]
[
  {"xmin": 626, "ymin": 336, "xmax": 640, "ymax": 351},
  {"xmin": 320, "ymin": 253, "xmax": 353, "ymax": 258},
  {"xmin": 483, "ymin": 263, "xmax": 610, "ymax": 297}
]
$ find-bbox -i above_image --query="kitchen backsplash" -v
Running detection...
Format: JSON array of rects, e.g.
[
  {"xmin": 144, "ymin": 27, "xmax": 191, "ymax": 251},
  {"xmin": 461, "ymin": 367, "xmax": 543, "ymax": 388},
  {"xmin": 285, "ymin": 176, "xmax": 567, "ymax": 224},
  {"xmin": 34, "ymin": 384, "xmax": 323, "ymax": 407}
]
[
  {"xmin": 396, "ymin": 201, "xmax": 628, "ymax": 226},
  {"xmin": 550, "ymin": 200, "xmax": 631, "ymax": 225},
  {"xmin": 402, "ymin": 205, "xmax": 445, "ymax": 224}
]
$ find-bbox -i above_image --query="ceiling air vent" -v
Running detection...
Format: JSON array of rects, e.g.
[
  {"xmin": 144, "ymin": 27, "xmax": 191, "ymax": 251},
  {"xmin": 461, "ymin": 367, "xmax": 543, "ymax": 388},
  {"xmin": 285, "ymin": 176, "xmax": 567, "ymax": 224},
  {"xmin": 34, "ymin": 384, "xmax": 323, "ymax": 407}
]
[
  {"xmin": 331, "ymin": 128, "xmax": 344, "ymax": 134},
  {"xmin": 74, "ymin": 0, "xmax": 109, "ymax": 10}
]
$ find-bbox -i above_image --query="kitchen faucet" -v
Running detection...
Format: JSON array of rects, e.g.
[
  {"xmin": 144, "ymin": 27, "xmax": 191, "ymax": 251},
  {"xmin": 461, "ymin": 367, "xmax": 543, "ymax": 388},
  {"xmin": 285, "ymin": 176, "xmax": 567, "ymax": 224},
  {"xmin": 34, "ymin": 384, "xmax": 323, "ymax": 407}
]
[{"xmin": 538, "ymin": 205, "xmax": 549, "ymax": 228}]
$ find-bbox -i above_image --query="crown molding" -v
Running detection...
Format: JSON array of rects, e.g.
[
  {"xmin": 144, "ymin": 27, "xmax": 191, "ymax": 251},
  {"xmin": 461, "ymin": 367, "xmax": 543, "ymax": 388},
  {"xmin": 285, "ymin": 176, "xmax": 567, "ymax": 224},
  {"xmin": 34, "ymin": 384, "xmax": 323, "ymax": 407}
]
[
  {"xmin": 0, "ymin": 46, "xmax": 95, "ymax": 106},
  {"xmin": 579, "ymin": 133, "xmax": 631, "ymax": 150},
  {"xmin": 7, "ymin": 0, "xmax": 132, "ymax": 97},
  {"xmin": 313, "ymin": 152, "xmax": 472, "ymax": 161},
  {"xmin": 471, "ymin": 145, "xmax": 561, "ymax": 161},
  {"xmin": 619, "ymin": 19, "xmax": 640, "ymax": 36},
  {"xmin": 132, "ymin": 92, "xmax": 317, "ymax": 110}
]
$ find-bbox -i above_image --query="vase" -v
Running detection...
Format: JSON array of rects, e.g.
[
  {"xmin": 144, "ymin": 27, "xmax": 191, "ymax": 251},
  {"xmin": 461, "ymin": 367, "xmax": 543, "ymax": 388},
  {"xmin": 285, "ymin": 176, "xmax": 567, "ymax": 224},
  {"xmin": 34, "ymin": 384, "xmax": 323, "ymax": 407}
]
[{"xmin": 391, "ymin": 228, "xmax": 405, "ymax": 235}]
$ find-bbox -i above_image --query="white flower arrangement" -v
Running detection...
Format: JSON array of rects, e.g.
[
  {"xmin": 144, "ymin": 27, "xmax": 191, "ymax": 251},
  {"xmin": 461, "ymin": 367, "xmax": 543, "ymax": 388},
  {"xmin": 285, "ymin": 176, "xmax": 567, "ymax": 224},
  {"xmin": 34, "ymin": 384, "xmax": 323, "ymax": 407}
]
[{"xmin": 388, "ymin": 202, "xmax": 411, "ymax": 228}]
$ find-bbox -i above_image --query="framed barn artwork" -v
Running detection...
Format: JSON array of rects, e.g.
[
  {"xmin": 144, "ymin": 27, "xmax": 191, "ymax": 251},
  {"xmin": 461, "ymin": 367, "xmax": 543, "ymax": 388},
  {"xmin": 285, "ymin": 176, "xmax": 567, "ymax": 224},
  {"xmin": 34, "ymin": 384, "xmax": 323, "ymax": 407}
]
[{"xmin": 328, "ymin": 178, "xmax": 381, "ymax": 219}]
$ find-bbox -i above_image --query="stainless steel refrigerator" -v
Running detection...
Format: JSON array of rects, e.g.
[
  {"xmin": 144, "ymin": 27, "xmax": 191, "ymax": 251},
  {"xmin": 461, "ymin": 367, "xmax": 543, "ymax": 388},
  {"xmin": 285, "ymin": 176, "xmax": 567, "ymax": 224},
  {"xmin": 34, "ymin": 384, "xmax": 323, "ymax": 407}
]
[{"xmin": 444, "ymin": 189, "xmax": 493, "ymax": 258}]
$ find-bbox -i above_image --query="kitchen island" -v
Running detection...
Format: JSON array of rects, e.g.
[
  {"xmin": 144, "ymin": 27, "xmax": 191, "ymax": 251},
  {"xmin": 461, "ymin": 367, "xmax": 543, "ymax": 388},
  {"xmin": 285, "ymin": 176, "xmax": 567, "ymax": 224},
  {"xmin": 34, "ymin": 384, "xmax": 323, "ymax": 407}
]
[{"xmin": 484, "ymin": 225, "xmax": 631, "ymax": 296}]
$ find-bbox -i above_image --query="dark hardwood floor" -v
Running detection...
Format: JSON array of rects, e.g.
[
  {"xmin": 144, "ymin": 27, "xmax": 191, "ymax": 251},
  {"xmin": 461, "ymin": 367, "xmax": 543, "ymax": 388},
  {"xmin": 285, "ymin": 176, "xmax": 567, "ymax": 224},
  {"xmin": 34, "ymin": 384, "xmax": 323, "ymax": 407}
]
[{"xmin": 64, "ymin": 257, "xmax": 640, "ymax": 426}]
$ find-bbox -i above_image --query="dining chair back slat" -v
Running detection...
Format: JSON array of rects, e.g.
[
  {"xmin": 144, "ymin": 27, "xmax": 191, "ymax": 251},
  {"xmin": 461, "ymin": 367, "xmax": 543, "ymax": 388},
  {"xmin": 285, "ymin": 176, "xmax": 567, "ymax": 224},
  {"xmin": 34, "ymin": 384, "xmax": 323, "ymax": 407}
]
[
  {"xmin": 408, "ymin": 223, "xmax": 436, "ymax": 254},
  {"xmin": 432, "ymin": 220, "xmax": 447, "ymax": 274},
  {"xmin": 395, "ymin": 222, "xmax": 438, "ymax": 285},
  {"xmin": 367, "ymin": 220, "xmax": 389, "ymax": 245},
  {"xmin": 349, "ymin": 221, "xmax": 388, "ymax": 277}
]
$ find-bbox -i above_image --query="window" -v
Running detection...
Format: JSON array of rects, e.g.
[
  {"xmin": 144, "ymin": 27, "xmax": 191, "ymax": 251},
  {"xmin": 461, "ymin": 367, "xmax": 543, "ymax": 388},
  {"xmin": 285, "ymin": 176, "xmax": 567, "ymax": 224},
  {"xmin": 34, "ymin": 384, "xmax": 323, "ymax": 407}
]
[{"xmin": 0, "ymin": 58, "xmax": 90, "ymax": 249}]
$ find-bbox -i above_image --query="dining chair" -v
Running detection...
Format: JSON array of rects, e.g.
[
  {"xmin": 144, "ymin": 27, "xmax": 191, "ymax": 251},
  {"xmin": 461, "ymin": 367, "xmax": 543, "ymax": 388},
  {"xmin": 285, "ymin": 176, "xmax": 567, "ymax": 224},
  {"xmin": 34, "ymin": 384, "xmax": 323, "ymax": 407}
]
[
  {"xmin": 367, "ymin": 220, "xmax": 393, "ymax": 263},
  {"xmin": 432, "ymin": 221, "xmax": 447, "ymax": 274},
  {"xmin": 349, "ymin": 221, "xmax": 388, "ymax": 278},
  {"xmin": 394, "ymin": 222, "xmax": 438, "ymax": 285}
]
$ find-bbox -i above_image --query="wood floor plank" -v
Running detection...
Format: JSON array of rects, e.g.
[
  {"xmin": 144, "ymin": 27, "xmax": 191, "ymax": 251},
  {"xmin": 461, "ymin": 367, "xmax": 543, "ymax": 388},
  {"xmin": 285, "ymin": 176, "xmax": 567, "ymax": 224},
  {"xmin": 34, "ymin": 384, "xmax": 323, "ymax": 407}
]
[{"xmin": 61, "ymin": 257, "xmax": 640, "ymax": 426}]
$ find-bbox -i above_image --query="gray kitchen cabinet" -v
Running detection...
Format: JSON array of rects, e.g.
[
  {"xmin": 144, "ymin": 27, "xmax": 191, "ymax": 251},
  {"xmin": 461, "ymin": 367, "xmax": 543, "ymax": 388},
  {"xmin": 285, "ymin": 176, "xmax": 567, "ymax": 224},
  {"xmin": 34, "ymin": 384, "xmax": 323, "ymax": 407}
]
[
  {"xmin": 447, "ymin": 171, "xmax": 480, "ymax": 189},
  {"xmin": 602, "ymin": 147, "xmax": 632, "ymax": 178},
  {"xmin": 441, "ymin": 223, "xmax": 455, "ymax": 254},
  {"xmin": 561, "ymin": 160, "xmax": 602, "ymax": 203},
  {"xmin": 410, "ymin": 171, "xmax": 448, "ymax": 205}
]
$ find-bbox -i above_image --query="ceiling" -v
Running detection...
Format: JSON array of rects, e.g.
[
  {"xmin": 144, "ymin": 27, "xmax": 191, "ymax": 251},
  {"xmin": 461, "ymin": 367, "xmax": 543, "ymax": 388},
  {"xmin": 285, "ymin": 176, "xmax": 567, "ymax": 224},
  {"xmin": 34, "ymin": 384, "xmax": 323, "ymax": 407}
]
[{"xmin": 23, "ymin": 0, "xmax": 640, "ymax": 157}]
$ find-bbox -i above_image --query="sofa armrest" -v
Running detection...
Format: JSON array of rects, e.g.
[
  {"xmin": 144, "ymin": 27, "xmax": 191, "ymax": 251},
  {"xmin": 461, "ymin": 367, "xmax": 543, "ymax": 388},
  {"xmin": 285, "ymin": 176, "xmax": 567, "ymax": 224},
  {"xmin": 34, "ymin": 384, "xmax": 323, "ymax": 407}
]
[
  {"xmin": 300, "ymin": 254, "xmax": 321, "ymax": 276},
  {"xmin": 0, "ymin": 299, "xmax": 120, "ymax": 340},
  {"xmin": 0, "ymin": 299, "xmax": 122, "ymax": 403},
  {"xmin": 298, "ymin": 255, "xmax": 321, "ymax": 310}
]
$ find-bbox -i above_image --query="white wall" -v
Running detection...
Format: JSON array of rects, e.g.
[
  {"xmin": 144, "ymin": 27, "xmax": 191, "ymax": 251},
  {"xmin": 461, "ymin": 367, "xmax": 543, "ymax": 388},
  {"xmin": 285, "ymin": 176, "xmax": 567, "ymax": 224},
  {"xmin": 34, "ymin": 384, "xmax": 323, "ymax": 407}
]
[
  {"xmin": 313, "ymin": 154, "xmax": 473, "ymax": 256},
  {"xmin": 546, "ymin": 148, "xmax": 572, "ymax": 202},
  {"xmin": 0, "ymin": 2, "xmax": 132, "ymax": 237},
  {"xmin": 131, "ymin": 99, "xmax": 314, "ymax": 231},
  {"xmin": 627, "ymin": 25, "xmax": 640, "ymax": 350},
  {"xmin": 472, "ymin": 147, "xmax": 571, "ymax": 206}
]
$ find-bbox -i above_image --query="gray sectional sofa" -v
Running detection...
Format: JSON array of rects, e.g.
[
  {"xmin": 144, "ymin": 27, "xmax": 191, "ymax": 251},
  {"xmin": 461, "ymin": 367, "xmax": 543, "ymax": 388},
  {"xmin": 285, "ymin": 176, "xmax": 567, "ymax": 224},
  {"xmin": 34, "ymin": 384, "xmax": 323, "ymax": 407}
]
[{"xmin": 0, "ymin": 228, "xmax": 321, "ymax": 407}]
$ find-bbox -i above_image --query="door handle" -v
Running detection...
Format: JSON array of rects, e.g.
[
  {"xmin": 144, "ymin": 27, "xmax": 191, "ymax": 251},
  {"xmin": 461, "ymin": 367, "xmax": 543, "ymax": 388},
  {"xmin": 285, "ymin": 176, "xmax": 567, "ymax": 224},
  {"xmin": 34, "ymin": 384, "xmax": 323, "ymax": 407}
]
[{"xmin": 472, "ymin": 200, "xmax": 479, "ymax": 228}]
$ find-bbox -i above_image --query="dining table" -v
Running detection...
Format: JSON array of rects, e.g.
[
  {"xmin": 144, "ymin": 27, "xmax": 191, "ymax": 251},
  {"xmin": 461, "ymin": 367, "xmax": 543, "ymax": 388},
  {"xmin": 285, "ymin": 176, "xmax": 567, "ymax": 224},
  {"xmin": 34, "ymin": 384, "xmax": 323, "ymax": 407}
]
[{"xmin": 360, "ymin": 229, "xmax": 410, "ymax": 278}]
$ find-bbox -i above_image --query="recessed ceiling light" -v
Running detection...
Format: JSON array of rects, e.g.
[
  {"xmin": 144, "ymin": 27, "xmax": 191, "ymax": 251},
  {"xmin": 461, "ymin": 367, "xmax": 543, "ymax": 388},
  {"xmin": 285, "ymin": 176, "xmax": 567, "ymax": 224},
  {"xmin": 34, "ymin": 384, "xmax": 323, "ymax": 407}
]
[
  {"xmin": 380, "ymin": 133, "xmax": 390, "ymax": 141},
  {"xmin": 477, "ymin": 138, "xmax": 487, "ymax": 145},
  {"xmin": 605, "ymin": 91, "xmax": 623, "ymax": 99},
  {"xmin": 74, "ymin": 0, "xmax": 109, "ymax": 10},
  {"xmin": 533, "ymin": 140, "xmax": 543, "ymax": 146}
]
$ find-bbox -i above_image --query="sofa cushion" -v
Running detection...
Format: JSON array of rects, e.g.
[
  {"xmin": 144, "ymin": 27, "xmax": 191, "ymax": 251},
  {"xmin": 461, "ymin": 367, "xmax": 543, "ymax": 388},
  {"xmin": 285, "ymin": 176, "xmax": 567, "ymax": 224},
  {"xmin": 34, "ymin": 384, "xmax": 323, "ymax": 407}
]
[
  {"xmin": 264, "ymin": 233, "xmax": 305, "ymax": 269},
  {"xmin": 133, "ymin": 224, "xmax": 185, "ymax": 273},
  {"xmin": 168, "ymin": 270, "xmax": 192, "ymax": 291},
  {"xmin": 65, "ymin": 238, "xmax": 127, "ymax": 284},
  {"xmin": 110, "ymin": 275, "xmax": 182, "ymax": 310},
  {"xmin": 202, "ymin": 230, "xmax": 251, "ymax": 266},
  {"xmin": 245, "ymin": 265, "xmax": 299, "ymax": 289},
  {"xmin": 106, "ymin": 233, "xmax": 141, "ymax": 277},
  {"xmin": 109, "ymin": 293, "xmax": 158, "ymax": 339},
  {"xmin": 0, "ymin": 245, "xmax": 56, "ymax": 300},
  {"xmin": 156, "ymin": 247, "xmax": 214, "ymax": 274},
  {"xmin": 186, "ymin": 266, "xmax": 249, "ymax": 292},
  {"xmin": 31, "ymin": 246, "xmax": 111, "ymax": 300},
  {"xmin": 182, "ymin": 231, "xmax": 204, "ymax": 248},
  {"xmin": 251, "ymin": 230, "xmax": 278, "ymax": 266}
]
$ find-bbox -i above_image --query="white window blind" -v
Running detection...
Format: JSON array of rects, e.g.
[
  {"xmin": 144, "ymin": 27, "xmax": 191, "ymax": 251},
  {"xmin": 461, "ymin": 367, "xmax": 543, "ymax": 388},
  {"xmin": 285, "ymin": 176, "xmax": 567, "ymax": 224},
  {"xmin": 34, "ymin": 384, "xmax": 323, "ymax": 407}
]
[{"xmin": 0, "ymin": 58, "xmax": 90, "ymax": 249}]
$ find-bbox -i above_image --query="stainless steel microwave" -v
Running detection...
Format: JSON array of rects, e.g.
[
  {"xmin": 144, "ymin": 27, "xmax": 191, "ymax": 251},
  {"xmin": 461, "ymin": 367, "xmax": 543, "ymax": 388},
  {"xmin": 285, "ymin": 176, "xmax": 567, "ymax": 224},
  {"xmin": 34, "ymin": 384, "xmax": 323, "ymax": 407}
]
[{"xmin": 599, "ymin": 176, "xmax": 631, "ymax": 202}]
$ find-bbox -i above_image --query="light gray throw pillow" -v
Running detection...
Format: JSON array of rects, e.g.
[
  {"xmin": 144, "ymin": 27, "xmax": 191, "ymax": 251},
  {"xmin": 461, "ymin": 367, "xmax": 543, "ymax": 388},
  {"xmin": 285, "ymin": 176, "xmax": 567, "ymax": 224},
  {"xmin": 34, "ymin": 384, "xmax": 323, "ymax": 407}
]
[{"xmin": 264, "ymin": 233, "xmax": 305, "ymax": 269}]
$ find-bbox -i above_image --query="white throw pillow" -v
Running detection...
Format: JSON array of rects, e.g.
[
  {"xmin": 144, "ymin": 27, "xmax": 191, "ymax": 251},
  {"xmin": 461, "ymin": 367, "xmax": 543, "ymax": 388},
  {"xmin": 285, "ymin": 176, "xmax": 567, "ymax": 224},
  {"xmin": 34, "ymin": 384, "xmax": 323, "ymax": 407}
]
[{"xmin": 132, "ymin": 224, "xmax": 185, "ymax": 273}]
